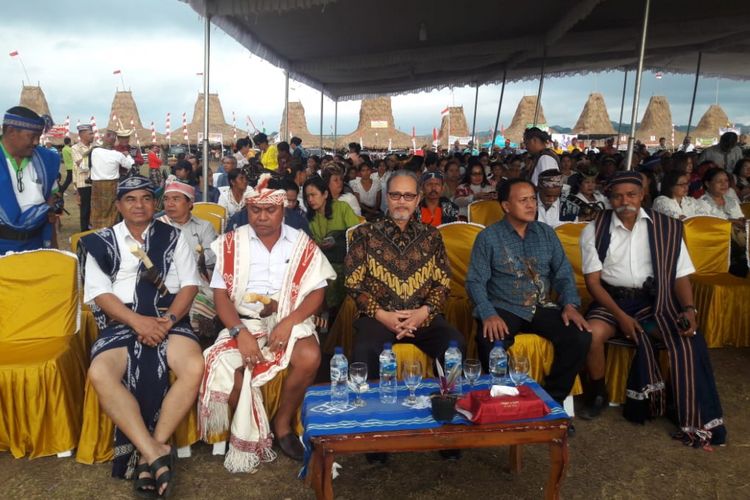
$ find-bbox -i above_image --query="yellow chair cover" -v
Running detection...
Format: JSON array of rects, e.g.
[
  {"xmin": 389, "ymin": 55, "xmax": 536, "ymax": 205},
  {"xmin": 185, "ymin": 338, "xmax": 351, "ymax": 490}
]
[
  {"xmin": 69, "ymin": 229, "xmax": 98, "ymax": 253},
  {"xmin": 683, "ymin": 216, "xmax": 750, "ymax": 347},
  {"xmin": 193, "ymin": 202, "xmax": 226, "ymax": 232},
  {"xmin": 393, "ymin": 344, "xmax": 434, "ymax": 379},
  {"xmin": 0, "ymin": 250, "xmax": 87, "ymax": 458},
  {"xmin": 467, "ymin": 200, "xmax": 504, "ymax": 227},
  {"xmin": 605, "ymin": 345, "xmax": 670, "ymax": 404},
  {"xmin": 438, "ymin": 222, "xmax": 484, "ymax": 358},
  {"xmin": 554, "ymin": 222, "xmax": 592, "ymax": 310},
  {"xmin": 202, "ymin": 212, "xmax": 225, "ymax": 234},
  {"xmin": 509, "ymin": 335, "xmax": 583, "ymax": 396}
]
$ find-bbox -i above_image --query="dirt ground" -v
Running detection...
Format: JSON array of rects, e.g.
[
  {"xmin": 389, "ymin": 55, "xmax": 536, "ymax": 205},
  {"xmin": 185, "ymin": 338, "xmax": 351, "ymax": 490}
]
[{"xmin": 4, "ymin": 190, "xmax": 747, "ymax": 500}]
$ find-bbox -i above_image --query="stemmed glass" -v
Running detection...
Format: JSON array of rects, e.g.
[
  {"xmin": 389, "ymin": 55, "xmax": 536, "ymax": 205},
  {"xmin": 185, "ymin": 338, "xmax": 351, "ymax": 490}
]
[
  {"xmin": 509, "ymin": 354, "xmax": 530, "ymax": 387},
  {"xmin": 402, "ymin": 360, "xmax": 422, "ymax": 406},
  {"xmin": 463, "ymin": 359, "xmax": 481, "ymax": 390},
  {"xmin": 350, "ymin": 362, "xmax": 368, "ymax": 407}
]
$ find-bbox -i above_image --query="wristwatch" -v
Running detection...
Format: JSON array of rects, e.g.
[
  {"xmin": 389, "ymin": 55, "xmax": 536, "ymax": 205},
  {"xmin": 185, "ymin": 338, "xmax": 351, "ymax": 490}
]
[
  {"xmin": 228, "ymin": 324, "xmax": 245, "ymax": 338},
  {"xmin": 167, "ymin": 313, "xmax": 178, "ymax": 324},
  {"xmin": 683, "ymin": 305, "xmax": 698, "ymax": 314}
]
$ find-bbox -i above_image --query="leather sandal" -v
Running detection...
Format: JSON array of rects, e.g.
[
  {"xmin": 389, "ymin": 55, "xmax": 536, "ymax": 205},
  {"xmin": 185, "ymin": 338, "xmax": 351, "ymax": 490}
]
[
  {"xmin": 133, "ymin": 462, "xmax": 156, "ymax": 498},
  {"xmin": 275, "ymin": 433, "xmax": 305, "ymax": 461},
  {"xmin": 149, "ymin": 446, "xmax": 177, "ymax": 498}
]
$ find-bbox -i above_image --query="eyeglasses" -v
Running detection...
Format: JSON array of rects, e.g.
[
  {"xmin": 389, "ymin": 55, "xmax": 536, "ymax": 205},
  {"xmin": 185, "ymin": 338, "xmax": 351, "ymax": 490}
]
[
  {"xmin": 388, "ymin": 191, "xmax": 418, "ymax": 201},
  {"xmin": 16, "ymin": 168, "xmax": 24, "ymax": 193}
]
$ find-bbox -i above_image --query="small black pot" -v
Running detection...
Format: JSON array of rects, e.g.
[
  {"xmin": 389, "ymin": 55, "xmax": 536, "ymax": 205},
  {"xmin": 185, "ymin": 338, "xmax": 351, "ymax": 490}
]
[{"xmin": 431, "ymin": 393, "xmax": 457, "ymax": 422}]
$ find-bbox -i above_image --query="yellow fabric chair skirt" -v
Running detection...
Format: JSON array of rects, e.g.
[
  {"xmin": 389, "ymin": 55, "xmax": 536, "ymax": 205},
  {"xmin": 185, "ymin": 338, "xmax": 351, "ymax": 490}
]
[
  {"xmin": 392, "ymin": 344, "xmax": 434, "ymax": 378},
  {"xmin": 509, "ymin": 334, "xmax": 582, "ymax": 396},
  {"xmin": 691, "ymin": 273, "xmax": 750, "ymax": 347},
  {"xmin": 605, "ymin": 344, "xmax": 670, "ymax": 404},
  {"xmin": 323, "ymin": 296, "xmax": 357, "ymax": 357},
  {"xmin": 0, "ymin": 336, "xmax": 87, "ymax": 459},
  {"xmin": 443, "ymin": 295, "xmax": 478, "ymax": 359}
]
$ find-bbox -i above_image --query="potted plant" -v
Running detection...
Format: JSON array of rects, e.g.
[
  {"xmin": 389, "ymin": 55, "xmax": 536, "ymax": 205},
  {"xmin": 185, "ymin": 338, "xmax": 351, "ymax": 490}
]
[{"xmin": 431, "ymin": 360, "xmax": 461, "ymax": 422}]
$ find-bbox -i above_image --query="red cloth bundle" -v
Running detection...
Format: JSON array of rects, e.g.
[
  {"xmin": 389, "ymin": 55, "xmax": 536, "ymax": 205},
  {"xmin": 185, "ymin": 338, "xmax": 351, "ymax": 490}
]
[{"xmin": 456, "ymin": 386, "xmax": 550, "ymax": 424}]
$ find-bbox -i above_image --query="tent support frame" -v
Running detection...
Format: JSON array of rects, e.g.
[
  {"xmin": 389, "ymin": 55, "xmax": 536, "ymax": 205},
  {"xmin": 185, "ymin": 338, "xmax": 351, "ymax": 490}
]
[
  {"xmin": 471, "ymin": 82, "xmax": 479, "ymax": 145},
  {"xmin": 616, "ymin": 69, "xmax": 628, "ymax": 150},
  {"xmin": 492, "ymin": 68, "xmax": 507, "ymax": 148},
  {"xmin": 685, "ymin": 51, "xmax": 703, "ymax": 140},
  {"xmin": 201, "ymin": 12, "xmax": 210, "ymax": 202},
  {"xmin": 533, "ymin": 47, "xmax": 546, "ymax": 127},
  {"xmin": 625, "ymin": 0, "xmax": 651, "ymax": 171}
]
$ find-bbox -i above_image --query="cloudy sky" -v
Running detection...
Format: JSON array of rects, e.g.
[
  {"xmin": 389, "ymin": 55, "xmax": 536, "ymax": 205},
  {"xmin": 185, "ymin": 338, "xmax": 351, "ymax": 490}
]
[{"xmin": 2, "ymin": 0, "xmax": 748, "ymax": 136}]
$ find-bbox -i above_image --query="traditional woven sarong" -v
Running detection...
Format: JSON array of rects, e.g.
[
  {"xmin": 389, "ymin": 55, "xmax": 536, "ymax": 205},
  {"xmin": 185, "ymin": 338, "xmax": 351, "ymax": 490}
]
[
  {"xmin": 199, "ymin": 225, "xmax": 335, "ymax": 473},
  {"xmin": 90, "ymin": 179, "xmax": 119, "ymax": 229},
  {"xmin": 79, "ymin": 221, "xmax": 199, "ymax": 477},
  {"xmin": 588, "ymin": 209, "xmax": 726, "ymax": 447}
]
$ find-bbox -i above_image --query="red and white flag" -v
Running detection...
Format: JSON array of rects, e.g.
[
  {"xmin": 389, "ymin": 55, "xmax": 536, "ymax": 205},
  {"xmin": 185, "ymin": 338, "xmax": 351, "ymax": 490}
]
[
  {"xmin": 9, "ymin": 50, "xmax": 19, "ymax": 57},
  {"xmin": 165, "ymin": 113, "xmax": 171, "ymax": 142},
  {"xmin": 113, "ymin": 69, "xmax": 121, "ymax": 75},
  {"xmin": 130, "ymin": 118, "xmax": 140, "ymax": 146},
  {"xmin": 441, "ymin": 107, "xmax": 450, "ymax": 118},
  {"xmin": 91, "ymin": 116, "xmax": 100, "ymax": 143},
  {"xmin": 151, "ymin": 121, "xmax": 156, "ymax": 144},
  {"xmin": 655, "ymin": 71, "xmax": 663, "ymax": 80},
  {"xmin": 182, "ymin": 112, "xmax": 189, "ymax": 144},
  {"xmin": 232, "ymin": 111, "xmax": 237, "ymax": 141},
  {"xmin": 64, "ymin": 116, "xmax": 70, "ymax": 137}
]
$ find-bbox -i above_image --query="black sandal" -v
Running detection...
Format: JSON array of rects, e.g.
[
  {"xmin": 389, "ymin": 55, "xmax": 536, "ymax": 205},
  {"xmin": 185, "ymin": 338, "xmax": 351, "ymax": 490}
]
[
  {"xmin": 149, "ymin": 446, "xmax": 177, "ymax": 498},
  {"xmin": 133, "ymin": 462, "xmax": 156, "ymax": 498}
]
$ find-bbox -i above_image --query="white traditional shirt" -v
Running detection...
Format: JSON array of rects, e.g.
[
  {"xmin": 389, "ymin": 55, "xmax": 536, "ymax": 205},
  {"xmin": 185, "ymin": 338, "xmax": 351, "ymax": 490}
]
[
  {"xmin": 580, "ymin": 208, "xmax": 695, "ymax": 288},
  {"xmin": 652, "ymin": 195, "xmax": 713, "ymax": 220},
  {"xmin": 218, "ymin": 187, "xmax": 251, "ymax": 218},
  {"xmin": 5, "ymin": 156, "xmax": 45, "ymax": 212},
  {"xmin": 699, "ymin": 193, "xmax": 744, "ymax": 220},
  {"xmin": 90, "ymin": 147, "xmax": 134, "ymax": 181},
  {"xmin": 536, "ymin": 196, "xmax": 564, "ymax": 228},
  {"xmin": 209, "ymin": 224, "xmax": 326, "ymax": 314},
  {"xmin": 84, "ymin": 221, "xmax": 201, "ymax": 304}
]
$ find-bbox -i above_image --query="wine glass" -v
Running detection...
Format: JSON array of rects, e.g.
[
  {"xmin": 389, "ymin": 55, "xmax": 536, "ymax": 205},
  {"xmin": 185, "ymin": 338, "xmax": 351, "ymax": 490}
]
[
  {"xmin": 402, "ymin": 360, "xmax": 422, "ymax": 406},
  {"xmin": 463, "ymin": 359, "xmax": 481, "ymax": 390},
  {"xmin": 509, "ymin": 354, "xmax": 530, "ymax": 387},
  {"xmin": 350, "ymin": 362, "xmax": 368, "ymax": 407}
]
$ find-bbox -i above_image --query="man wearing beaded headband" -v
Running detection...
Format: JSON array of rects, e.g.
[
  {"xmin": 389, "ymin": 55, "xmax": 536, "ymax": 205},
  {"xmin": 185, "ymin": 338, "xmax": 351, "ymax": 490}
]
[
  {"xmin": 579, "ymin": 171, "xmax": 726, "ymax": 448},
  {"xmin": 0, "ymin": 106, "xmax": 61, "ymax": 254},
  {"xmin": 200, "ymin": 173, "xmax": 335, "ymax": 470},
  {"xmin": 78, "ymin": 175, "xmax": 202, "ymax": 495}
]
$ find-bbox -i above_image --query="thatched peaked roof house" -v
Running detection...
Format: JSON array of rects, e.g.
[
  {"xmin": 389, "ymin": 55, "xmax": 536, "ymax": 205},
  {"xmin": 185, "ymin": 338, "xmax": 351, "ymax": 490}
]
[
  {"xmin": 505, "ymin": 96, "xmax": 547, "ymax": 143},
  {"xmin": 341, "ymin": 96, "xmax": 412, "ymax": 149},
  {"xmin": 437, "ymin": 106, "xmax": 469, "ymax": 146},
  {"xmin": 278, "ymin": 101, "xmax": 317, "ymax": 147},
  {"xmin": 106, "ymin": 91, "xmax": 164, "ymax": 145},
  {"xmin": 186, "ymin": 93, "xmax": 246, "ymax": 146},
  {"xmin": 19, "ymin": 85, "xmax": 53, "ymax": 123},
  {"xmin": 636, "ymin": 96, "xmax": 673, "ymax": 144},
  {"xmin": 692, "ymin": 104, "xmax": 731, "ymax": 141},
  {"xmin": 572, "ymin": 93, "xmax": 616, "ymax": 135}
]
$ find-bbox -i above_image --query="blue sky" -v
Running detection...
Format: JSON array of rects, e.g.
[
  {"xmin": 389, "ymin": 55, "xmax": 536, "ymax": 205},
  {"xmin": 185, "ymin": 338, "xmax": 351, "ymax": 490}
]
[{"xmin": 2, "ymin": 0, "xmax": 748, "ymax": 136}]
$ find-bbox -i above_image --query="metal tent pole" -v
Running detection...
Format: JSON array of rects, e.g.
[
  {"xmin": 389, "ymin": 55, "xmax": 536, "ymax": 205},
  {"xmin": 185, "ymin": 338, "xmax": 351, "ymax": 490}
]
[
  {"xmin": 492, "ymin": 69, "xmax": 507, "ymax": 148},
  {"xmin": 685, "ymin": 51, "xmax": 703, "ymax": 140},
  {"xmin": 334, "ymin": 99, "xmax": 338, "ymax": 151},
  {"xmin": 201, "ymin": 12, "xmax": 210, "ymax": 201},
  {"xmin": 471, "ymin": 82, "xmax": 479, "ymax": 146},
  {"xmin": 284, "ymin": 70, "xmax": 290, "ymax": 141},
  {"xmin": 533, "ymin": 47, "xmax": 547, "ymax": 127},
  {"xmin": 319, "ymin": 90, "xmax": 324, "ymax": 152},
  {"xmin": 616, "ymin": 69, "xmax": 628, "ymax": 150},
  {"xmin": 625, "ymin": 0, "xmax": 651, "ymax": 171}
]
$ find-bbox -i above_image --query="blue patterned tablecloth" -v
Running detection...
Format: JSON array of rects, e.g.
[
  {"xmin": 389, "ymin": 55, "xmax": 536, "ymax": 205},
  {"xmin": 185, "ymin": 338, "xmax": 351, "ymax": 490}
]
[{"xmin": 299, "ymin": 374, "xmax": 569, "ymax": 477}]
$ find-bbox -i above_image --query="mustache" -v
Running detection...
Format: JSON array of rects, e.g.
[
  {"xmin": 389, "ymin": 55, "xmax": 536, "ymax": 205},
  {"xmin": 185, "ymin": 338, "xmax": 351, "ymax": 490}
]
[
  {"xmin": 615, "ymin": 206, "xmax": 638, "ymax": 214},
  {"xmin": 427, "ymin": 190, "xmax": 440, "ymax": 196}
]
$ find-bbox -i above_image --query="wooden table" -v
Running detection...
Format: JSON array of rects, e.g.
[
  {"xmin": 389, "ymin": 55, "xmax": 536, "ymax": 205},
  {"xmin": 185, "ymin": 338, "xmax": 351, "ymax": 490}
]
[{"xmin": 306, "ymin": 416, "xmax": 569, "ymax": 500}]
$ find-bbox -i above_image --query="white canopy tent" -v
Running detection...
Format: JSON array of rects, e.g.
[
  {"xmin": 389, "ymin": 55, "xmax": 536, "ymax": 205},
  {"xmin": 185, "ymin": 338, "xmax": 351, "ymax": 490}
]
[{"xmin": 183, "ymin": 0, "xmax": 750, "ymax": 198}]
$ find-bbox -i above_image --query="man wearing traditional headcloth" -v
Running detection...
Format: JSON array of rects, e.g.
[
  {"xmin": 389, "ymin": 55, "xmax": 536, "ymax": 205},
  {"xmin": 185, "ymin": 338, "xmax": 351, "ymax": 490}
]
[
  {"xmin": 0, "ymin": 106, "xmax": 60, "ymax": 254},
  {"xmin": 536, "ymin": 169, "xmax": 580, "ymax": 228},
  {"xmin": 580, "ymin": 171, "xmax": 726, "ymax": 448},
  {"xmin": 90, "ymin": 129, "xmax": 135, "ymax": 229},
  {"xmin": 199, "ymin": 173, "xmax": 335, "ymax": 471},
  {"xmin": 71, "ymin": 123, "xmax": 95, "ymax": 231},
  {"xmin": 157, "ymin": 176, "xmax": 218, "ymax": 339},
  {"xmin": 79, "ymin": 175, "xmax": 203, "ymax": 495}
]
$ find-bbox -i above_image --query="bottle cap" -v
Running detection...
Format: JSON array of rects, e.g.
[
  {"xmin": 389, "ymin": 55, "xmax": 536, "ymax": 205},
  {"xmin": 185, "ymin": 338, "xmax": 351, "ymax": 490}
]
[
  {"xmin": 449, "ymin": 340, "xmax": 458, "ymax": 348},
  {"xmin": 493, "ymin": 340, "xmax": 501, "ymax": 347},
  {"xmin": 334, "ymin": 346, "xmax": 343, "ymax": 354},
  {"xmin": 383, "ymin": 342, "xmax": 393, "ymax": 350}
]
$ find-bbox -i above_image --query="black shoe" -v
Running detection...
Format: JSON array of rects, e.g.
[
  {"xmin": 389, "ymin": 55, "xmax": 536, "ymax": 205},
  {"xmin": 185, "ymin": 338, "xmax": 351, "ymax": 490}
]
[
  {"xmin": 365, "ymin": 452, "xmax": 389, "ymax": 464},
  {"xmin": 579, "ymin": 394, "xmax": 608, "ymax": 421},
  {"xmin": 275, "ymin": 433, "xmax": 305, "ymax": 461},
  {"xmin": 438, "ymin": 449, "xmax": 462, "ymax": 460},
  {"xmin": 567, "ymin": 423, "xmax": 576, "ymax": 437}
]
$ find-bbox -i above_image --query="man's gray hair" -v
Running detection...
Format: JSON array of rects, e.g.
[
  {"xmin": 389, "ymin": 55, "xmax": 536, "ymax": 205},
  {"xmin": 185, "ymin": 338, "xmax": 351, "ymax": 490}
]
[{"xmin": 386, "ymin": 169, "xmax": 421, "ymax": 193}]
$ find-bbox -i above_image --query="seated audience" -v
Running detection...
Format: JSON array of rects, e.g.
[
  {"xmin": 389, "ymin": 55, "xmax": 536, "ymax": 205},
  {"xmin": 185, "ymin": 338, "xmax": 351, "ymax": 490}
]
[
  {"xmin": 417, "ymin": 171, "xmax": 459, "ymax": 226},
  {"xmin": 652, "ymin": 170, "xmax": 713, "ymax": 220},
  {"xmin": 454, "ymin": 161, "xmax": 496, "ymax": 218},
  {"xmin": 349, "ymin": 161, "xmax": 382, "ymax": 221},
  {"xmin": 218, "ymin": 170, "xmax": 250, "ymax": 218}
]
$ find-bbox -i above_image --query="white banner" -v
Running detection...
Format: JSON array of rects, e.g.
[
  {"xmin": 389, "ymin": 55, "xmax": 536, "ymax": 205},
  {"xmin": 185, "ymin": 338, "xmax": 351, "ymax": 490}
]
[
  {"xmin": 370, "ymin": 120, "xmax": 388, "ymax": 129},
  {"xmin": 197, "ymin": 132, "xmax": 224, "ymax": 144},
  {"xmin": 449, "ymin": 135, "xmax": 474, "ymax": 145}
]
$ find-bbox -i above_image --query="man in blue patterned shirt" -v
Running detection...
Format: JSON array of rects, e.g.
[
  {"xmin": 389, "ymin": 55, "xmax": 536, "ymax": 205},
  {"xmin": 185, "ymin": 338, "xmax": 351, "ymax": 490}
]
[{"xmin": 466, "ymin": 178, "xmax": 592, "ymax": 405}]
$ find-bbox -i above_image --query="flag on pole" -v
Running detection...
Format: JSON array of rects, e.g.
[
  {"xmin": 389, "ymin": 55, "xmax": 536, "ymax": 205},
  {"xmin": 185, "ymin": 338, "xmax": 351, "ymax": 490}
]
[
  {"xmin": 151, "ymin": 121, "xmax": 156, "ymax": 145},
  {"xmin": 113, "ymin": 69, "xmax": 121, "ymax": 75},
  {"xmin": 655, "ymin": 71, "xmax": 663, "ymax": 80},
  {"xmin": 232, "ymin": 111, "xmax": 237, "ymax": 142},
  {"xmin": 388, "ymin": 138, "xmax": 392, "ymax": 151},
  {"xmin": 182, "ymin": 112, "xmax": 189, "ymax": 146},
  {"xmin": 9, "ymin": 50, "xmax": 19, "ymax": 57},
  {"xmin": 91, "ymin": 116, "xmax": 100, "ymax": 143},
  {"xmin": 130, "ymin": 118, "xmax": 140, "ymax": 147},
  {"xmin": 165, "ymin": 112, "xmax": 171, "ymax": 143},
  {"xmin": 64, "ymin": 116, "xmax": 70, "ymax": 138},
  {"xmin": 440, "ymin": 107, "xmax": 450, "ymax": 118},
  {"xmin": 411, "ymin": 126, "xmax": 417, "ymax": 152}
]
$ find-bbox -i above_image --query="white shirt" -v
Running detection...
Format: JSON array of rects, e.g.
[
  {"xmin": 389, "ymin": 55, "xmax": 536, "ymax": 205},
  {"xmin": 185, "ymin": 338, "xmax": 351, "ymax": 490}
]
[
  {"xmin": 576, "ymin": 191, "xmax": 611, "ymax": 209},
  {"xmin": 700, "ymin": 193, "xmax": 744, "ymax": 220},
  {"xmin": 536, "ymin": 196, "xmax": 564, "ymax": 228},
  {"xmin": 530, "ymin": 155, "xmax": 558, "ymax": 186},
  {"xmin": 209, "ymin": 224, "xmax": 326, "ymax": 314},
  {"xmin": 218, "ymin": 187, "xmax": 252, "ymax": 218},
  {"xmin": 337, "ymin": 192, "xmax": 362, "ymax": 216},
  {"xmin": 83, "ymin": 221, "xmax": 201, "ymax": 304},
  {"xmin": 652, "ymin": 195, "xmax": 713, "ymax": 220},
  {"xmin": 349, "ymin": 177, "xmax": 381, "ymax": 209},
  {"xmin": 90, "ymin": 147, "xmax": 134, "ymax": 181},
  {"xmin": 580, "ymin": 208, "xmax": 694, "ymax": 288},
  {"xmin": 7, "ymin": 158, "xmax": 45, "ymax": 212}
]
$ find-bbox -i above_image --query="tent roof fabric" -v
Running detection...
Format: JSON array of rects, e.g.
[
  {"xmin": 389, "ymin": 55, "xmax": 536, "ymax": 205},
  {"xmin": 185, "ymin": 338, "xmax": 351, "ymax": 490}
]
[{"xmin": 183, "ymin": 0, "xmax": 750, "ymax": 100}]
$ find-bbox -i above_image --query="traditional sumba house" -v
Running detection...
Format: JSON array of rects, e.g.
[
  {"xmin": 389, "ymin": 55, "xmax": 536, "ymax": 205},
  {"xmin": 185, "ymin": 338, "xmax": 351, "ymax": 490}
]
[
  {"xmin": 106, "ymin": 90, "xmax": 164, "ymax": 145},
  {"xmin": 278, "ymin": 101, "xmax": 317, "ymax": 147},
  {"xmin": 636, "ymin": 95, "xmax": 674, "ymax": 145},
  {"xmin": 186, "ymin": 92, "xmax": 246, "ymax": 146},
  {"xmin": 572, "ymin": 93, "xmax": 616, "ymax": 135},
  {"xmin": 437, "ymin": 106, "xmax": 469, "ymax": 146},
  {"xmin": 341, "ymin": 96, "xmax": 412, "ymax": 149},
  {"xmin": 505, "ymin": 96, "xmax": 548, "ymax": 144},
  {"xmin": 692, "ymin": 104, "xmax": 732, "ymax": 143}
]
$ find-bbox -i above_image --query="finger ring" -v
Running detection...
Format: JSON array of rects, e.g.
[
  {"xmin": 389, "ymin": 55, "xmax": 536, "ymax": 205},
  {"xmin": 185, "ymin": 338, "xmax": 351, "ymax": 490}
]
[
  {"xmin": 277, "ymin": 341, "xmax": 284, "ymax": 346},
  {"xmin": 245, "ymin": 357, "xmax": 252, "ymax": 363}
]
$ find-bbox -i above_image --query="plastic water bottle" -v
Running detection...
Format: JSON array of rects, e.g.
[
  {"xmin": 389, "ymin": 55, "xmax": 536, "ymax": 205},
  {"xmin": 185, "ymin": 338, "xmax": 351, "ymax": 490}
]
[
  {"xmin": 489, "ymin": 341, "xmax": 508, "ymax": 385},
  {"xmin": 379, "ymin": 343, "xmax": 398, "ymax": 404},
  {"xmin": 444, "ymin": 340, "xmax": 463, "ymax": 396},
  {"xmin": 330, "ymin": 347, "xmax": 349, "ymax": 408}
]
